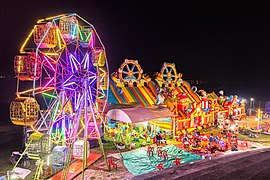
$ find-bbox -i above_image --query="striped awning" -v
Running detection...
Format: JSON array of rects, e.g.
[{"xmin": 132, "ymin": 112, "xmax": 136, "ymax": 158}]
[{"xmin": 106, "ymin": 105, "xmax": 173, "ymax": 123}]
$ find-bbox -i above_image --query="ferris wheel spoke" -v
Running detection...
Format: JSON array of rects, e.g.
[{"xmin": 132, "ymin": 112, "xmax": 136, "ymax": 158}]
[
  {"xmin": 163, "ymin": 74, "xmax": 168, "ymax": 77},
  {"xmin": 122, "ymin": 71, "xmax": 129, "ymax": 74},
  {"xmin": 165, "ymin": 68, "xmax": 169, "ymax": 73},
  {"xmin": 133, "ymin": 71, "xmax": 139, "ymax": 75},
  {"xmin": 131, "ymin": 64, "xmax": 136, "ymax": 71},
  {"xmin": 126, "ymin": 64, "xmax": 131, "ymax": 71}
]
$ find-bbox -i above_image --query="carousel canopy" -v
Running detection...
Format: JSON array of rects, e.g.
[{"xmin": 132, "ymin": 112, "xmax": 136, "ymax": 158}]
[{"xmin": 106, "ymin": 105, "xmax": 173, "ymax": 123}]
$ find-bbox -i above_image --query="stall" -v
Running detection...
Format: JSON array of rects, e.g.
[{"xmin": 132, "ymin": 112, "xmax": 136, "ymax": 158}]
[{"xmin": 106, "ymin": 105, "xmax": 173, "ymax": 147}]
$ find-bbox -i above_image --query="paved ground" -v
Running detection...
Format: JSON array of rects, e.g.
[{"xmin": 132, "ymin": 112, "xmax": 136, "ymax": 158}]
[
  {"xmin": 132, "ymin": 146, "xmax": 270, "ymax": 180},
  {"xmin": 0, "ymin": 125, "xmax": 23, "ymax": 177}
]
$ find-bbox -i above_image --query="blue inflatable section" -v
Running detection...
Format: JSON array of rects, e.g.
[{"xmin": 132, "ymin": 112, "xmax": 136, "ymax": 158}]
[
  {"xmin": 120, "ymin": 145, "xmax": 202, "ymax": 176},
  {"xmin": 108, "ymin": 88, "xmax": 119, "ymax": 104},
  {"xmin": 108, "ymin": 81, "xmax": 127, "ymax": 104}
]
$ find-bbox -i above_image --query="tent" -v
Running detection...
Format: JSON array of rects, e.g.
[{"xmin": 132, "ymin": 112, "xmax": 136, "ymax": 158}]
[{"xmin": 106, "ymin": 105, "xmax": 173, "ymax": 123}]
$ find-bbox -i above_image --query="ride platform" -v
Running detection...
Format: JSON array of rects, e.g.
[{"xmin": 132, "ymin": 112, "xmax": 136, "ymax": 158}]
[{"xmin": 49, "ymin": 153, "xmax": 102, "ymax": 180}]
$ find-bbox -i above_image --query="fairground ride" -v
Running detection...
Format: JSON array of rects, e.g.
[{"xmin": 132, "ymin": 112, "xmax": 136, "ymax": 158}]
[{"xmin": 9, "ymin": 13, "xmax": 109, "ymax": 179}]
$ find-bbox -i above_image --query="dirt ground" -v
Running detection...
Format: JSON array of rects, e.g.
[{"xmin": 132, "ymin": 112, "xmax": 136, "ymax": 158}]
[{"xmin": 73, "ymin": 155, "xmax": 134, "ymax": 180}]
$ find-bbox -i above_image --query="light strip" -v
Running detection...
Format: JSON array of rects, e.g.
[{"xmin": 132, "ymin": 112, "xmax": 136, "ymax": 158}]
[
  {"xmin": 63, "ymin": 87, "xmax": 75, "ymax": 91},
  {"xmin": 56, "ymin": 28, "xmax": 62, "ymax": 49},
  {"xmin": 72, "ymin": 23, "xmax": 77, "ymax": 38},
  {"xmin": 63, "ymin": 75, "xmax": 73, "ymax": 85},
  {"xmin": 20, "ymin": 27, "xmax": 36, "ymax": 53},
  {"xmin": 42, "ymin": 77, "xmax": 55, "ymax": 90},
  {"xmin": 99, "ymin": 67, "xmax": 105, "ymax": 73},
  {"xmin": 52, "ymin": 102, "xmax": 60, "ymax": 122},
  {"xmin": 78, "ymin": 25, "xmax": 84, "ymax": 41},
  {"xmin": 43, "ymin": 52, "xmax": 59, "ymax": 56},
  {"xmin": 70, "ymin": 53, "xmax": 80, "ymax": 65},
  {"xmin": 83, "ymin": 53, "xmax": 89, "ymax": 69},
  {"xmin": 40, "ymin": 52, "xmax": 58, "ymax": 63},
  {"xmin": 44, "ymin": 56, "xmax": 56, "ymax": 71},
  {"xmin": 43, "ymin": 92, "xmax": 57, "ymax": 99},
  {"xmin": 64, "ymin": 81, "xmax": 75, "ymax": 86},
  {"xmin": 34, "ymin": 87, "xmax": 55, "ymax": 95},
  {"xmin": 69, "ymin": 54, "xmax": 79, "ymax": 70}
]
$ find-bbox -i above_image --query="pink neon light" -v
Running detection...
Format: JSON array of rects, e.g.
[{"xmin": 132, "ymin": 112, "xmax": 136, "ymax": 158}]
[
  {"xmin": 91, "ymin": 31, "xmax": 95, "ymax": 48},
  {"xmin": 42, "ymin": 77, "xmax": 55, "ymax": 90},
  {"xmin": 44, "ymin": 56, "xmax": 56, "ymax": 71},
  {"xmin": 43, "ymin": 53, "xmax": 57, "ymax": 63}
]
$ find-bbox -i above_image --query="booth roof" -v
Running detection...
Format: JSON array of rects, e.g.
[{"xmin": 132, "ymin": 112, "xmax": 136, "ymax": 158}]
[{"xmin": 106, "ymin": 105, "xmax": 173, "ymax": 123}]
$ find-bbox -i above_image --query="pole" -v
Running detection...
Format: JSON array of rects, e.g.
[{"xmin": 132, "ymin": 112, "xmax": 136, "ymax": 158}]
[
  {"xmin": 82, "ymin": 80, "xmax": 88, "ymax": 180},
  {"xmin": 258, "ymin": 108, "xmax": 261, "ymax": 131}
]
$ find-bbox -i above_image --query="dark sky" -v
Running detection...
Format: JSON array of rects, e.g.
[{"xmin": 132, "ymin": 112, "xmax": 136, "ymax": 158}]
[{"xmin": 1, "ymin": 0, "xmax": 270, "ymax": 105}]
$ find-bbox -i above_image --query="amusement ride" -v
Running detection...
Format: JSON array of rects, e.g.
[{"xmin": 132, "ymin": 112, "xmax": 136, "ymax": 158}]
[{"xmin": 9, "ymin": 13, "xmax": 110, "ymax": 179}]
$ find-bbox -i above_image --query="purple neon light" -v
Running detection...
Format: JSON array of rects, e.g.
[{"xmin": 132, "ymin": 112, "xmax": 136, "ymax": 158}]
[
  {"xmin": 69, "ymin": 54, "xmax": 80, "ymax": 65},
  {"xmin": 63, "ymin": 81, "xmax": 75, "ymax": 86},
  {"xmin": 63, "ymin": 75, "xmax": 73, "ymax": 85},
  {"xmin": 69, "ymin": 55, "xmax": 75, "ymax": 73},
  {"xmin": 63, "ymin": 87, "xmax": 75, "ymax": 91},
  {"xmin": 89, "ymin": 76, "xmax": 97, "ymax": 85},
  {"xmin": 83, "ymin": 53, "xmax": 89, "ymax": 70}
]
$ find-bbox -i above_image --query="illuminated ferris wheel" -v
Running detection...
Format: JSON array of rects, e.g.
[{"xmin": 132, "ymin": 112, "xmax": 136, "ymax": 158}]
[
  {"xmin": 10, "ymin": 13, "xmax": 109, "ymax": 145},
  {"xmin": 160, "ymin": 62, "xmax": 178, "ymax": 83}
]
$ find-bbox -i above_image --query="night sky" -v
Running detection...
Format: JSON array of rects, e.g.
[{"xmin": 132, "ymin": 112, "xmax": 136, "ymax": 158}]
[{"xmin": 1, "ymin": 0, "xmax": 270, "ymax": 124}]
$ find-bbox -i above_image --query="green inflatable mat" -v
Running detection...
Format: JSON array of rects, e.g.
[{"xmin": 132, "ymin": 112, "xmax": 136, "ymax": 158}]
[{"xmin": 120, "ymin": 145, "xmax": 202, "ymax": 176}]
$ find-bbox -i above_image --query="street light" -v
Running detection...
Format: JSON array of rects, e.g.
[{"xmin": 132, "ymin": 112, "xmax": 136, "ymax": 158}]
[{"xmin": 250, "ymin": 98, "xmax": 254, "ymax": 109}]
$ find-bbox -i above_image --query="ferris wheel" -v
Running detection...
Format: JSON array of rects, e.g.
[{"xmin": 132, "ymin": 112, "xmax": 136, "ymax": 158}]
[
  {"xmin": 118, "ymin": 59, "xmax": 143, "ymax": 85},
  {"xmin": 160, "ymin": 62, "xmax": 178, "ymax": 83},
  {"xmin": 10, "ymin": 13, "xmax": 109, "ymax": 146}
]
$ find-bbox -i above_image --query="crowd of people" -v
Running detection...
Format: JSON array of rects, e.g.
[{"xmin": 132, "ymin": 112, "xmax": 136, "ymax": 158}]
[
  {"xmin": 155, "ymin": 131, "xmax": 167, "ymax": 146},
  {"xmin": 174, "ymin": 125, "xmax": 240, "ymax": 154}
]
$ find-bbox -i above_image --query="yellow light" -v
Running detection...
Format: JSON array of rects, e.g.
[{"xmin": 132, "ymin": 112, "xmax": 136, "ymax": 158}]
[
  {"xmin": 18, "ymin": 87, "xmax": 55, "ymax": 95},
  {"xmin": 57, "ymin": 27, "xmax": 66, "ymax": 47},
  {"xmin": 43, "ymin": 52, "xmax": 59, "ymax": 56},
  {"xmin": 37, "ymin": 14, "xmax": 69, "ymax": 23},
  {"xmin": 258, "ymin": 108, "xmax": 261, "ymax": 120},
  {"xmin": 18, "ymin": 87, "xmax": 41, "ymax": 95},
  {"xmin": 20, "ymin": 27, "xmax": 36, "ymax": 53},
  {"xmin": 17, "ymin": 58, "xmax": 22, "ymax": 73},
  {"xmin": 57, "ymin": 28, "xmax": 62, "ymax": 49}
]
